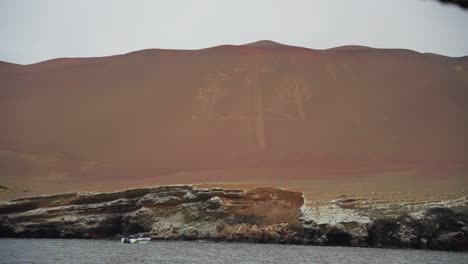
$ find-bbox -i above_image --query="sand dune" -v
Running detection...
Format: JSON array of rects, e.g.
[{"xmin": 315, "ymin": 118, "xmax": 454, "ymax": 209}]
[{"xmin": 0, "ymin": 41, "xmax": 467, "ymax": 197}]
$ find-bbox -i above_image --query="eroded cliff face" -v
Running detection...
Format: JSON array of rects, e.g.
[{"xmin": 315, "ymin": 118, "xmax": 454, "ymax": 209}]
[
  {"xmin": 0, "ymin": 186, "xmax": 303, "ymax": 242},
  {"xmin": 0, "ymin": 185, "xmax": 467, "ymax": 251}
]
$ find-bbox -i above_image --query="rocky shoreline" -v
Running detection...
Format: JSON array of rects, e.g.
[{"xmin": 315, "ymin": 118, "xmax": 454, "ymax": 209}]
[{"xmin": 0, "ymin": 185, "xmax": 467, "ymax": 251}]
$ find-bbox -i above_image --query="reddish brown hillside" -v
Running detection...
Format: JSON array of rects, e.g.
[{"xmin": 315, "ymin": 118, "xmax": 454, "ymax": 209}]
[{"xmin": 0, "ymin": 41, "xmax": 467, "ymax": 195}]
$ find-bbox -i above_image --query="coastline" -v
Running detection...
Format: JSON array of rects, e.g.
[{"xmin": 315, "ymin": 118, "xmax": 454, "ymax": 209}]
[{"xmin": 0, "ymin": 185, "xmax": 466, "ymax": 251}]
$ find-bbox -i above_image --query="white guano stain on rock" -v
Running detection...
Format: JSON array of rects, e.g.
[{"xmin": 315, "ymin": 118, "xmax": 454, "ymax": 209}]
[{"xmin": 300, "ymin": 194, "xmax": 370, "ymax": 224}]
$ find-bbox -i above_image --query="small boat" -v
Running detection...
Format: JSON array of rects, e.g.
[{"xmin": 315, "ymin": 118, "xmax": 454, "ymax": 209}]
[{"xmin": 121, "ymin": 236, "xmax": 151, "ymax": 244}]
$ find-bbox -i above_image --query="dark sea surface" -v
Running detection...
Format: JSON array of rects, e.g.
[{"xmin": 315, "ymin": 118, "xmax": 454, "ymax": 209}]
[{"xmin": 0, "ymin": 239, "xmax": 466, "ymax": 264}]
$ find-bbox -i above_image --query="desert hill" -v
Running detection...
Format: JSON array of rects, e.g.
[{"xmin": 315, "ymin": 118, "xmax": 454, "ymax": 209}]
[{"xmin": 0, "ymin": 41, "xmax": 467, "ymax": 197}]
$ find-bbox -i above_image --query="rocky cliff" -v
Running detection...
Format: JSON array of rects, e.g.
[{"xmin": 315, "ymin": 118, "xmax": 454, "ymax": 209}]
[{"xmin": 0, "ymin": 185, "xmax": 467, "ymax": 251}]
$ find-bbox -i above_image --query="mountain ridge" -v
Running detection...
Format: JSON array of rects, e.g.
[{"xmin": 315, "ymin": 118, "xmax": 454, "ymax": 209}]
[
  {"xmin": 1, "ymin": 41, "xmax": 467, "ymax": 66},
  {"xmin": 0, "ymin": 40, "xmax": 467, "ymax": 198}
]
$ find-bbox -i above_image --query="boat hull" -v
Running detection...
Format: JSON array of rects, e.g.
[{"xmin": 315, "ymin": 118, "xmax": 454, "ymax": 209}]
[{"xmin": 121, "ymin": 237, "xmax": 151, "ymax": 244}]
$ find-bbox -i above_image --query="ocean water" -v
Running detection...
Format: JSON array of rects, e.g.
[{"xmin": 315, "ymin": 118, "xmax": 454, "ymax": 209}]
[{"xmin": 0, "ymin": 239, "xmax": 466, "ymax": 264}]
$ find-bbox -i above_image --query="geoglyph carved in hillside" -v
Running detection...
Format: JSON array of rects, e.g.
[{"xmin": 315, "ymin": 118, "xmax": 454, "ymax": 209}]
[
  {"xmin": 274, "ymin": 76, "xmax": 312, "ymax": 121},
  {"xmin": 194, "ymin": 66, "xmax": 312, "ymax": 150},
  {"xmin": 196, "ymin": 71, "xmax": 229, "ymax": 117}
]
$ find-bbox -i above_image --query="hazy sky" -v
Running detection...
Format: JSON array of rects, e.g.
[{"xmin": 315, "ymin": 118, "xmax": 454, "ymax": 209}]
[{"xmin": 1, "ymin": 0, "xmax": 468, "ymax": 64}]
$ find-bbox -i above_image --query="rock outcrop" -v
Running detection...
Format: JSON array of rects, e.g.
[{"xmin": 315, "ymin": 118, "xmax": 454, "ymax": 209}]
[
  {"xmin": 0, "ymin": 185, "xmax": 467, "ymax": 251},
  {"xmin": 0, "ymin": 186, "xmax": 303, "ymax": 242}
]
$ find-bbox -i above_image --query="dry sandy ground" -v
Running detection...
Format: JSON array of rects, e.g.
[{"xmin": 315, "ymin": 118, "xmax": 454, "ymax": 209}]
[
  {"xmin": 1, "ymin": 166, "xmax": 466, "ymax": 213},
  {"xmin": 1, "ymin": 42, "xmax": 467, "ymax": 208}
]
